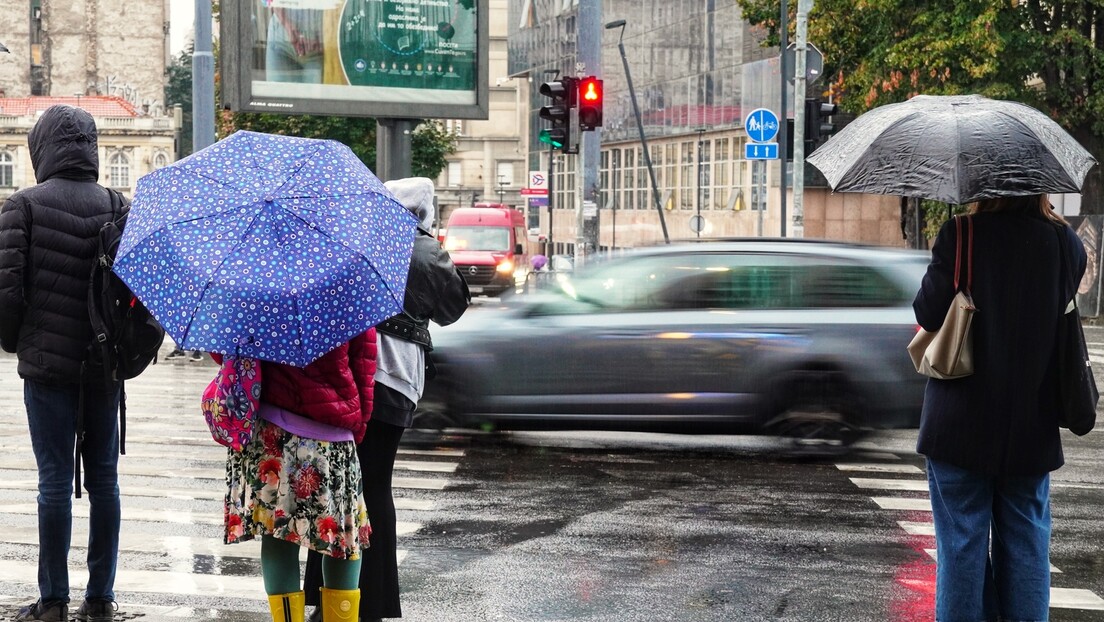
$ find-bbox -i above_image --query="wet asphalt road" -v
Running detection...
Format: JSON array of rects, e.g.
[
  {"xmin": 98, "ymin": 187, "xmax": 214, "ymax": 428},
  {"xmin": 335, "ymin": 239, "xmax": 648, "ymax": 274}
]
[{"xmin": 0, "ymin": 327, "xmax": 1102, "ymax": 621}]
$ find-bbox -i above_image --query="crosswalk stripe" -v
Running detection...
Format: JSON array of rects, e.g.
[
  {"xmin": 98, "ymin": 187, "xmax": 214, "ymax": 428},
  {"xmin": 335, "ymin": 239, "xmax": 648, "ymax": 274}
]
[
  {"xmin": 836, "ymin": 463, "xmax": 923, "ymax": 474},
  {"xmin": 849, "ymin": 477, "xmax": 929, "ymax": 491},
  {"xmin": 0, "ymin": 558, "xmax": 267, "ymax": 600},
  {"xmin": 898, "ymin": 520, "xmax": 935, "ymax": 536},
  {"xmin": 871, "ymin": 496, "xmax": 931, "ymax": 511},
  {"xmin": 0, "ymin": 503, "xmax": 425, "ymax": 535},
  {"xmin": 0, "ymin": 481, "xmax": 436, "ymax": 509},
  {"xmin": 923, "ymin": 548, "xmax": 1061, "ymax": 573}
]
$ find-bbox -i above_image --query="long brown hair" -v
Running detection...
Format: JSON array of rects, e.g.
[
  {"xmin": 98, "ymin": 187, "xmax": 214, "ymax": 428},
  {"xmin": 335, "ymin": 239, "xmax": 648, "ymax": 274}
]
[{"xmin": 970, "ymin": 194, "xmax": 1067, "ymax": 224}]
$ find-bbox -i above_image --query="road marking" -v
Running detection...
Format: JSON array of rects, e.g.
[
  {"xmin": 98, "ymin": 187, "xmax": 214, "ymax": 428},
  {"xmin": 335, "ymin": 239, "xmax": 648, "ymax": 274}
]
[
  {"xmin": 0, "ymin": 503, "xmax": 424, "ymax": 534},
  {"xmin": 850, "ymin": 477, "xmax": 929, "ymax": 491},
  {"xmin": 1051, "ymin": 588, "xmax": 1104, "ymax": 610},
  {"xmin": 923, "ymin": 548, "xmax": 1061, "ymax": 573},
  {"xmin": 898, "ymin": 521, "xmax": 935, "ymax": 536},
  {"xmin": 871, "ymin": 496, "xmax": 931, "ymax": 511},
  {"xmin": 836, "ymin": 463, "xmax": 923, "ymax": 474}
]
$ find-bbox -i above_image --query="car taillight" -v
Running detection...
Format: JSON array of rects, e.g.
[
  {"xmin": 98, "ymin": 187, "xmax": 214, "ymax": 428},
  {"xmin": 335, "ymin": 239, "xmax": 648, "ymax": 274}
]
[{"xmin": 496, "ymin": 259, "xmax": 514, "ymax": 274}]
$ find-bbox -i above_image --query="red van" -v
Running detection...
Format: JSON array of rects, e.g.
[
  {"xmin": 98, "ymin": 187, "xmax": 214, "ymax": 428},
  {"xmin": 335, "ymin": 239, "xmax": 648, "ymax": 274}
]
[{"xmin": 444, "ymin": 203, "xmax": 530, "ymax": 297}]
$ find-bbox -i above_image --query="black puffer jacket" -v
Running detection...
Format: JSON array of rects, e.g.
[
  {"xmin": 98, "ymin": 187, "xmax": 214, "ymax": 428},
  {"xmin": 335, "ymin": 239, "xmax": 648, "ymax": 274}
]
[{"xmin": 0, "ymin": 105, "xmax": 117, "ymax": 384}]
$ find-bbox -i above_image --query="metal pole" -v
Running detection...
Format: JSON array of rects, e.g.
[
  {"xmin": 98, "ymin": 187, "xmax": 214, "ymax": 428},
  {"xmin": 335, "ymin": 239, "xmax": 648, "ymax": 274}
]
[
  {"xmin": 547, "ymin": 144, "xmax": 554, "ymax": 255},
  {"xmin": 375, "ymin": 119, "xmax": 416, "ymax": 182},
  {"xmin": 757, "ymin": 161, "xmax": 764, "ymax": 236},
  {"xmin": 696, "ymin": 128, "xmax": 705, "ymax": 238},
  {"xmin": 778, "ymin": 0, "xmax": 789, "ymax": 238},
  {"xmin": 192, "ymin": 0, "xmax": 215, "ymax": 151},
  {"xmin": 577, "ymin": 0, "xmax": 601, "ymax": 266},
  {"xmin": 607, "ymin": 20, "xmax": 669, "ymax": 244},
  {"xmin": 791, "ymin": 0, "xmax": 812, "ymax": 238}
]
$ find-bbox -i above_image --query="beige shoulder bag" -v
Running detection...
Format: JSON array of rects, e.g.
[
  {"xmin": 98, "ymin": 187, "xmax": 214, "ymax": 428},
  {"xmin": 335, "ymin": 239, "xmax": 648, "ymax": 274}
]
[{"xmin": 907, "ymin": 215, "xmax": 976, "ymax": 379}]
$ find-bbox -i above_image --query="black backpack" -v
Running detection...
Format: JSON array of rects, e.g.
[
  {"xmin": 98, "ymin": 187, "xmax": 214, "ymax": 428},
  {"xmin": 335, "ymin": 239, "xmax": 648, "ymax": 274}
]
[
  {"xmin": 87, "ymin": 189, "xmax": 165, "ymax": 381},
  {"xmin": 75, "ymin": 189, "xmax": 166, "ymax": 498}
]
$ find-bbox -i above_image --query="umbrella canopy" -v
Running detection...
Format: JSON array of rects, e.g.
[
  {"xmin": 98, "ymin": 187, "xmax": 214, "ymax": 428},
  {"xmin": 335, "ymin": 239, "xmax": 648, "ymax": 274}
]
[
  {"xmin": 114, "ymin": 130, "xmax": 417, "ymax": 367},
  {"xmin": 807, "ymin": 95, "xmax": 1097, "ymax": 204}
]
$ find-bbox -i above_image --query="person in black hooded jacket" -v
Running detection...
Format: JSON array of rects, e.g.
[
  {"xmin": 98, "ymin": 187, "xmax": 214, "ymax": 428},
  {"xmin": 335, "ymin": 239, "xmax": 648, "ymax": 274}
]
[{"xmin": 0, "ymin": 105, "xmax": 124, "ymax": 622}]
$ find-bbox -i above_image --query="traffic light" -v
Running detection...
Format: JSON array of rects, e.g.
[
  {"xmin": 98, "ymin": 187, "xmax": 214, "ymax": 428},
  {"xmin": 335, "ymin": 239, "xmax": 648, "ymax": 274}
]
[
  {"xmin": 804, "ymin": 98, "xmax": 838, "ymax": 150},
  {"xmin": 577, "ymin": 76, "xmax": 603, "ymax": 131},
  {"xmin": 539, "ymin": 77, "xmax": 576, "ymax": 154}
]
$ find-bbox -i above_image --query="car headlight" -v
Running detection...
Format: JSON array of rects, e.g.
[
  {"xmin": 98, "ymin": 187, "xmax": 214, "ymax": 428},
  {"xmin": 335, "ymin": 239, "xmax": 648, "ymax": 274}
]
[{"xmin": 496, "ymin": 259, "xmax": 514, "ymax": 274}]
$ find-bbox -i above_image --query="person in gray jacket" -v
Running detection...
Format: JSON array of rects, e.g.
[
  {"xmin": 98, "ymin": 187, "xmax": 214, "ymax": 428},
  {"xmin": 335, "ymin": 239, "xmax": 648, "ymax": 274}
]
[{"xmin": 304, "ymin": 177, "xmax": 470, "ymax": 621}]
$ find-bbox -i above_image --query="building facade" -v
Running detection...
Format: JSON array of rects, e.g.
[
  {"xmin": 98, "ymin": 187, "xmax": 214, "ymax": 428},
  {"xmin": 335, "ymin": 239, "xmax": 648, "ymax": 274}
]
[
  {"xmin": 0, "ymin": 1, "xmax": 178, "ymax": 199},
  {"xmin": 433, "ymin": 0, "xmax": 529, "ymax": 231},
  {"xmin": 508, "ymin": 0, "xmax": 904, "ymax": 254},
  {"xmin": 0, "ymin": 96, "xmax": 179, "ymax": 200}
]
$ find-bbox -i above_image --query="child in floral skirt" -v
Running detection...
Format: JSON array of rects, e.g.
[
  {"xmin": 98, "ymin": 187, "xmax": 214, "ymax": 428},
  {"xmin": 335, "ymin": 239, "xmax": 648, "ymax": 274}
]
[{"xmin": 220, "ymin": 328, "xmax": 377, "ymax": 622}]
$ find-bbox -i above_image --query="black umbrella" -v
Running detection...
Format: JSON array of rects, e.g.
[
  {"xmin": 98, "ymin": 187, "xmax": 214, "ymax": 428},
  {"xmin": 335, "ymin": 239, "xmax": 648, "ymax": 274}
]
[
  {"xmin": 807, "ymin": 95, "xmax": 1097, "ymax": 205},
  {"xmin": 0, "ymin": 42, "xmax": 8, "ymax": 53}
]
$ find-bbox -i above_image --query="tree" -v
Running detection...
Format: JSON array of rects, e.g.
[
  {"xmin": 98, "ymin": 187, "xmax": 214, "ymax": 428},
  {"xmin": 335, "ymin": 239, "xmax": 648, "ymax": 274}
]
[
  {"xmin": 735, "ymin": 0, "xmax": 1104, "ymax": 213},
  {"xmin": 221, "ymin": 112, "xmax": 457, "ymax": 180},
  {"xmin": 165, "ymin": 46, "xmax": 194, "ymax": 158}
]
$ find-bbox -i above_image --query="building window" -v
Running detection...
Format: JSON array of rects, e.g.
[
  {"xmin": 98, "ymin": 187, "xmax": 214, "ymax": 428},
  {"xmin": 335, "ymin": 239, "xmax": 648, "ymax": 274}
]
[
  {"xmin": 496, "ymin": 161, "xmax": 514, "ymax": 187},
  {"xmin": 447, "ymin": 161, "xmax": 462, "ymax": 187},
  {"xmin": 0, "ymin": 151, "xmax": 13, "ymax": 187},
  {"xmin": 109, "ymin": 152, "xmax": 131, "ymax": 188},
  {"xmin": 444, "ymin": 120, "xmax": 465, "ymax": 136},
  {"xmin": 153, "ymin": 151, "xmax": 169, "ymax": 169}
]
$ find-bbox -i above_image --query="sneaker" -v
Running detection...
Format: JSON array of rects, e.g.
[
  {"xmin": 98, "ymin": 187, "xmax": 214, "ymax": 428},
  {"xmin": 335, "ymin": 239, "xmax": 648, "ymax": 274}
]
[
  {"xmin": 189, "ymin": 351, "xmax": 205, "ymax": 362},
  {"xmin": 164, "ymin": 348, "xmax": 186, "ymax": 361},
  {"xmin": 72, "ymin": 599, "xmax": 116, "ymax": 622},
  {"xmin": 14, "ymin": 599, "xmax": 68, "ymax": 622}
]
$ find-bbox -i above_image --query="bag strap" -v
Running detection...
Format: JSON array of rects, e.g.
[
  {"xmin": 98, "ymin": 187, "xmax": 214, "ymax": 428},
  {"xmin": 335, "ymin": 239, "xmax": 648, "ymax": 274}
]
[{"xmin": 953, "ymin": 215, "xmax": 973, "ymax": 294}]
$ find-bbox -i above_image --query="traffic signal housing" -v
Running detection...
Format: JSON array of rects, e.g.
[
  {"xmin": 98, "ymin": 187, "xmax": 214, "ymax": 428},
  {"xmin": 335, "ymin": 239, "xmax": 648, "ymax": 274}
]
[
  {"xmin": 539, "ymin": 77, "xmax": 576, "ymax": 154},
  {"xmin": 804, "ymin": 98, "xmax": 838, "ymax": 151},
  {"xmin": 577, "ymin": 76, "xmax": 603, "ymax": 131}
]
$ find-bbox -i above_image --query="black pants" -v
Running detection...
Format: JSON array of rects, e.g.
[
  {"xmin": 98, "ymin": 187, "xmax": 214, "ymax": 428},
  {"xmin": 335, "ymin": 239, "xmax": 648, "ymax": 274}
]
[{"xmin": 304, "ymin": 390, "xmax": 410, "ymax": 618}]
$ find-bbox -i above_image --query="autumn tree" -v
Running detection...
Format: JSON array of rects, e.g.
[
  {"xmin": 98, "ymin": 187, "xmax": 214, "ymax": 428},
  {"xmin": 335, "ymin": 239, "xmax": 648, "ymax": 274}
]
[{"xmin": 735, "ymin": 0, "xmax": 1104, "ymax": 213}]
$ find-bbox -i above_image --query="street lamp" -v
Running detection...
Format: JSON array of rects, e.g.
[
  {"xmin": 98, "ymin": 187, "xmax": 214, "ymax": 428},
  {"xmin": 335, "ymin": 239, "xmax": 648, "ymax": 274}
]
[{"xmin": 606, "ymin": 19, "xmax": 669, "ymax": 244}]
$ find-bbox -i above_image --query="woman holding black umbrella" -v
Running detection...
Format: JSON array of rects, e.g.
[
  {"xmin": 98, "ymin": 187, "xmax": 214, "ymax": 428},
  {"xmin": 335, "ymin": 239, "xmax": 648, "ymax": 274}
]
[{"xmin": 913, "ymin": 194, "xmax": 1085, "ymax": 621}]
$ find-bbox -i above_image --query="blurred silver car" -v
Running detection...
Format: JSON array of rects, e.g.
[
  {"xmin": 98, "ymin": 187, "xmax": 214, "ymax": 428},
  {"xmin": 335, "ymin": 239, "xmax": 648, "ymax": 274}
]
[{"xmin": 420, "ymin": 240, "xmax": 929, "ymax": 449}]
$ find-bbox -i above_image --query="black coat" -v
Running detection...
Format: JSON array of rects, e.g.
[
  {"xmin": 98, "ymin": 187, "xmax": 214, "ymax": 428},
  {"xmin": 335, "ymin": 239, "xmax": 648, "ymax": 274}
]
[
  {"xmin": 402, "ymin": 228, "xmax": 470, "ymax": 329},
  {"xmin": 0, "ymin": 105, "xmax": 117, "ymax": 384},
  {"xmin": 913, "ymin": 209, "xmax": 1086, "ymax": 475}
]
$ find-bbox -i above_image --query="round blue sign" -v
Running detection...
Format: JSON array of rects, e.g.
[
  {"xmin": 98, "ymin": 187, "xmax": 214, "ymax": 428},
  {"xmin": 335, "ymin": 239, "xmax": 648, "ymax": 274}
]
[{"xmin": 744, "ymin": 108, "xmax": 780, "ymax": 143}]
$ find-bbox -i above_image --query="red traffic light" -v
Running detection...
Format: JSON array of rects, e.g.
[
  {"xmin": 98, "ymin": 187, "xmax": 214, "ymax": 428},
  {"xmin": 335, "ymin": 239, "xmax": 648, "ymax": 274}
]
[{"xmin": 577, "ymin": 77, "xmax": 603, "ymax": 131}]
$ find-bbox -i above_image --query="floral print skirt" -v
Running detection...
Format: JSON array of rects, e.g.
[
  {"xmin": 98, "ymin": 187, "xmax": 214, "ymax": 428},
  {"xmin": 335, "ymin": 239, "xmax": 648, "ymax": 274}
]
[{"xmin": 224, "ymin": 417, "xmax": 371, "ymax": 559}]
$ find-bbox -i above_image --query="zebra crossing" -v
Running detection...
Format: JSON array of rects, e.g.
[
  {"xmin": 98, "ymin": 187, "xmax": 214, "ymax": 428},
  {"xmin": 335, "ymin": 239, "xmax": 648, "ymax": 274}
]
[
  {"xmin": 838, "ymin": 452, "xmax": 1104, "ymax": 613},
  {"xmin": 0, "ymin": 350, "xmax": 468, "ymax": 620}
]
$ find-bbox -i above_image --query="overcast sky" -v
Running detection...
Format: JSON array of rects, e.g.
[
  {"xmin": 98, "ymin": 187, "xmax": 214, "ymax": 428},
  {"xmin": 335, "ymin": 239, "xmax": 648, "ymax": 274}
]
[{"xmin": 170, "ymin": 0, "xmax": 196, "ymax": 56}]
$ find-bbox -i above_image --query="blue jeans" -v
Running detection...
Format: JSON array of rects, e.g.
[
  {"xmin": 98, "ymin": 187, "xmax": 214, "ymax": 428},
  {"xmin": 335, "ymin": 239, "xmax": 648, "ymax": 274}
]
[
  {"xmin": 25, "ymin": 379, "xmax": 121, "ymax": 604},
  {"xmin": 927, "ymin": 459, "xmax": 1051, "ymax": 622}
]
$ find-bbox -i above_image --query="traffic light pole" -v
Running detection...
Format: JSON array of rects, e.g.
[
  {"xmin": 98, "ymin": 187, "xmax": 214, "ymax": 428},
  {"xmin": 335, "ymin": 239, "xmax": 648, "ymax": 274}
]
[
  {"xmin": 791, "ymin": 0, "xmax": 813, "ymax": 238},
  {"xmin": 576, "ymin": 0, "xmax": 601, "ymax": 266},
  {"xmin": 547, "ymin": 143, "xmax": 554, "ymax": 254},
  {"xmin": 778, "ymin": 0, "xmax": 788, "ymax": 238}
]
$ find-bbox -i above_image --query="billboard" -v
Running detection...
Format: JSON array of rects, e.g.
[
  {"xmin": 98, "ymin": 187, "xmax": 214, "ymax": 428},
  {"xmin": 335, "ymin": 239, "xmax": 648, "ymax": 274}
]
[{"xmin": 221, "ymin": 0, "xmax": 489, "ymax": 119}]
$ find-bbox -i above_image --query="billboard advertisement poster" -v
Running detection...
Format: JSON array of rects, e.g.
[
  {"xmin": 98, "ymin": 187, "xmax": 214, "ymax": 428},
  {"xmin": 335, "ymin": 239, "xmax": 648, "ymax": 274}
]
[{"xmin": 222, "ymin": 0, "xmax": 488, "ymax": 119}]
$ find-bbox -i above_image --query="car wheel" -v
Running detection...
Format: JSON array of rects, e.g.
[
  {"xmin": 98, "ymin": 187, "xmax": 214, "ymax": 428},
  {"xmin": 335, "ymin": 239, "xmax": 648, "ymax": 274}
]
[{"xmin": 767, "ymin": 369, "xmax": 865, "ymax": 457}]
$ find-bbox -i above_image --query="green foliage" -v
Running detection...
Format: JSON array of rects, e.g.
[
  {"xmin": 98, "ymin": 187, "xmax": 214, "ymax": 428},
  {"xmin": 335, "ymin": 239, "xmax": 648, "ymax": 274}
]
[
  {"xmin": 220, "ymin": 114, "xmax": 457, "ymax": 180},
  {"xmin": 164, "ymin": 46, "xmax": 193, "ymax": 157},
  {"xmin": 923, "ymin": 201, "xmax": 969, "ymax": 240},
  {"xmin": 735, "ymin": 0, "xmax": 1104, "ymax": 212},
  {"xmin": 411, "ymin": 121, "xmax": 457, "ymax": 179}
]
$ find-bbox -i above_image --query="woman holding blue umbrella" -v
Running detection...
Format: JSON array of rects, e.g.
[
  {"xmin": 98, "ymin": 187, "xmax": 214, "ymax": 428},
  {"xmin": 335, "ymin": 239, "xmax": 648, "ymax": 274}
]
[{"xmin": 113, "ymin": 131, "xmax": 422, "ymax": 622}]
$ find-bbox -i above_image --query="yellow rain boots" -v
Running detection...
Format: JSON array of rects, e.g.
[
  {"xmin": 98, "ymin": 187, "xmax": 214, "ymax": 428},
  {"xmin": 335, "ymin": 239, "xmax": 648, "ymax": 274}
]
[
  {"xmin": 319, "ymin": 587, "xmax": 360, "ymax": 622},
  {"xmin": 267, "ymin": 591, "xmax": 306, "ymax": 622}
]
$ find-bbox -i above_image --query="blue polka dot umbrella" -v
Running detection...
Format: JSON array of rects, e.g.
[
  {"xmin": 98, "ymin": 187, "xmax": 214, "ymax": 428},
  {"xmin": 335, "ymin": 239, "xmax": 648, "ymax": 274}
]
[{"xmin": 113, "ymin": 130, "xmax": 417, "ymax": 367}]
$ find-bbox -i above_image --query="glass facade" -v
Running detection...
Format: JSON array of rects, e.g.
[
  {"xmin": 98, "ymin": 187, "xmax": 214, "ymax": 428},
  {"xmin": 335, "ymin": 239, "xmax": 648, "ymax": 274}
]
[{"xmin": 509, "ymin": 0, "xmax": 778, "ymax": 245}]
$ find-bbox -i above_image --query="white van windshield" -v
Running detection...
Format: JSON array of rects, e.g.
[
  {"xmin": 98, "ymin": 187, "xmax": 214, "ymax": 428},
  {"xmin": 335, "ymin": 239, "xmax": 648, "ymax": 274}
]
[{"xmin": 445, "ymin": 226, "xmax": 511, "ymax": 251}]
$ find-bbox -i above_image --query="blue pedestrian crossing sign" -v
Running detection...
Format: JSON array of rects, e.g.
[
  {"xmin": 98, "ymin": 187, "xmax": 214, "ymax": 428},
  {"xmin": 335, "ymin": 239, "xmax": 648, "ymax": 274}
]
[{"xmin": 744, "ymin": 108, "xmax": 780, "ymax": 143}]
